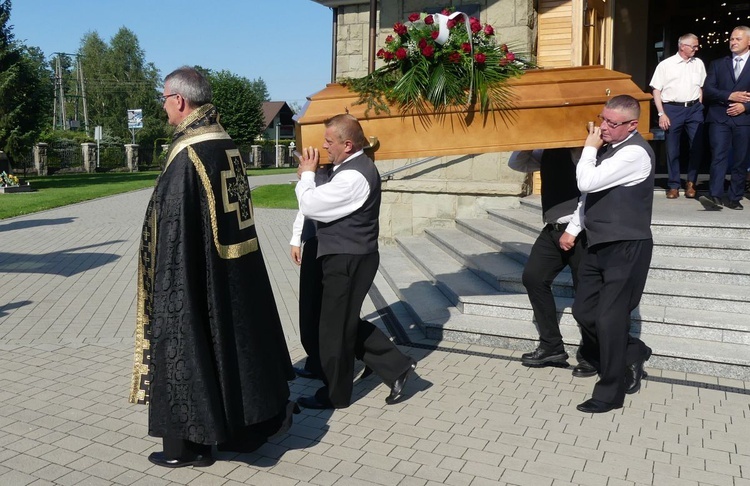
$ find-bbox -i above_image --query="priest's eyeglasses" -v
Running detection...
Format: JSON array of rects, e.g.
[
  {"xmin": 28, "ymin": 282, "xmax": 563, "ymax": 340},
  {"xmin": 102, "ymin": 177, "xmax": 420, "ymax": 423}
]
[
  {"xmin": 158, "ymin": 93, "xmax": 179, "ymax": 104},
  {"xmin": 597, "ymin": 115, "xmax": 635, "ymax": 128}
]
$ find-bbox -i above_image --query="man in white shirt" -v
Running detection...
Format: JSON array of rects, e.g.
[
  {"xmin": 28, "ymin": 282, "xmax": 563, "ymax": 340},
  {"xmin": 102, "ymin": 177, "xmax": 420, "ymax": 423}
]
[
  {"xmin": 650, "ymin": 33, "xmax": 706, "ymax": 199},
  {"xmin": 567, "ymin": 95, "xmax": 654, "ymax": 414},
  {"xmin": 293, "ymin": 114, "xmax": 415, "ymax": 410}
]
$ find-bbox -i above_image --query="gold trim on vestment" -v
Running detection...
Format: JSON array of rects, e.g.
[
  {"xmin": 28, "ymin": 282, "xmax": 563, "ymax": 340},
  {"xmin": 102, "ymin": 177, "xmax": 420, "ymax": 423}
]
[
  {"xmin": 165, "ymin": 128, "xmax": 230, "ymax": 171},
  {"xmin": 129, "ymin": 202, "xmax": 156, "ymax": 404},
  {"xmin": 188, "ymin": 146, "xmax": 259, "ymax": 259}
]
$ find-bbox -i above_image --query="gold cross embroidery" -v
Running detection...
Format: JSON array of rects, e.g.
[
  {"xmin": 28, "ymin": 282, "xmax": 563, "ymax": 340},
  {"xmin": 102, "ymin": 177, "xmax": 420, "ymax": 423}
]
[{"xmin": 220, "ymin": 149, "xmax": 254, "ymax": 230}]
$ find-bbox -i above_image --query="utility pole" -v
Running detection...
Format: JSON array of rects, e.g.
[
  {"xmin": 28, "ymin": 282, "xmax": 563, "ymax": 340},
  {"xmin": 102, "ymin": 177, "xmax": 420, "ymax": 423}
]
[{"xmin": 52, "ymin": 53, "xmax": 89, "ymax": 134}]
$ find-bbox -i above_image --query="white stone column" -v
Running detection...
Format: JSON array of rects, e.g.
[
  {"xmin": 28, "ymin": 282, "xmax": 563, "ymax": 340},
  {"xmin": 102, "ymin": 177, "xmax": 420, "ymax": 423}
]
[
  {"xmin": 81, "ymin": 143, "xmax": 97, "ymax": 173},
  {"xmin": 125, "ymin": 144, "xmax": 139, "ymax": 172},
  {"xmin": 33, "ymin": 143, "xmax": 48, "ymax": 176}
]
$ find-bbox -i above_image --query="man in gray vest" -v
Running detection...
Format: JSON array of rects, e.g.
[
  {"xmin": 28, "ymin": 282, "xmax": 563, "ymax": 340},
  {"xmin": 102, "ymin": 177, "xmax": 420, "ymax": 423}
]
[
  {"xmin": 294, "ymin": 114, "xmax": 416, "ymax": 410},
  {"xmin": 572, "ymin": 95, "xmax": 655, "ymax": 414}
]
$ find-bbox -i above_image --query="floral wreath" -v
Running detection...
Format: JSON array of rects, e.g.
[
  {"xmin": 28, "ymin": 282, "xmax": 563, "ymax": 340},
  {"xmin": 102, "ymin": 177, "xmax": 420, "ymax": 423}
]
[
  {"xmin": 345, "ymin": 7, "xmax": 531, "ymax": 115},
  {"xmin": 1, "ymin": 171, "xmax": 20, "ymax": 187}
]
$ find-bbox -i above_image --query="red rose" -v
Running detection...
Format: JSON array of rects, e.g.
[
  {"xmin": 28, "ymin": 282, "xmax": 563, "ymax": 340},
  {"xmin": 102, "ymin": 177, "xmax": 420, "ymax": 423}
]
[
  {"xmin": 424, "ymin": 15, "xmax": 434, "ymax": 25},
  {"xmin": 386, "ymin": 35, "xmax": 394, "ymax": 43},
  {"xmin": 501, "ymin": 43, "xmax": 508, "ymax": 53},
  {"xmin": 384, "ymin": 51, "xmax": 394, "ymax": 61},
  {"xmin": 421, "ymin": 45, "xmax": 435, "ymax": 57},
  {"xmin": 441, "ymin": 8, "xmax": 451, "ymax": 16},
  {"xmin": 408, "ymin": 12, "xmax": 420, "ymax": 22},
  {"xmin": 394, "ymin": 22, "xmax": 407, "ymax": 36},
  {"xmin": 377, "ymin": 48, "xmax": 386, "ymax": 59},
  {"xmin": 499, "ymin": 58, "xmax": 509, "ymax": 66},
  {"xmin": 395, "ymin": 47, "xmax": 407, "ymax": 60},
  {"xmin": 484, "ymin": 24, "xmax": 494, "ymax": 36},
  {"xmin": 507, "ymin": 52, "xmax": 516, "ymax": 61},
  {"xmin": 447, "ymin": 19, "xmax": 456, "ymax": 29},
  {"xmin": 448, "ymin": 52, "xmax": 462, "ymax": 63},
  {"xmin": 471, "ymin": 21, "xmax": 482, "ymax": 34},
  {"xmin": 474, "ymin": 53, "xmax": 486, "ymax": 64},
  {"xmin": 418, "ymin": 38, "xmax": 428, "ymax": 49},
  {"xmin": 462, "ymin": 42, "xmax": 472, "ymax": 54},
  {"xmin": 431, "ymin": 30, "xmax": 439, "ymax": 40}
]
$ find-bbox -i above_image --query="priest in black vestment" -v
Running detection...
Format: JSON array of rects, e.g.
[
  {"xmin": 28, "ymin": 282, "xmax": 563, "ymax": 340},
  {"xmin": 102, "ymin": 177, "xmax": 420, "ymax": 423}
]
[{"xmin": 129, "ymin": 66, "xmax": 295, "ymax": 468}]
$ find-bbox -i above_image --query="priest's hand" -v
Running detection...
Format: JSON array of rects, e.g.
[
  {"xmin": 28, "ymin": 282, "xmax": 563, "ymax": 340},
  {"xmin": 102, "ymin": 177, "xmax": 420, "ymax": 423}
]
[
  {"xmin": 291, "ymin": 245, "xmax": 302, "ymax": 265},
  {"xmin": 297, "ymin": 146, "xmax": 319, "ymax": 177}
]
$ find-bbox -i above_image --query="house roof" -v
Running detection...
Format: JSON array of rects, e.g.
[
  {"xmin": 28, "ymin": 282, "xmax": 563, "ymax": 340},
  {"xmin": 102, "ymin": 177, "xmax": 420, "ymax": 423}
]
[{"xmin": 262, "ymin": 101, "xmax": 288, "ymax": 129}]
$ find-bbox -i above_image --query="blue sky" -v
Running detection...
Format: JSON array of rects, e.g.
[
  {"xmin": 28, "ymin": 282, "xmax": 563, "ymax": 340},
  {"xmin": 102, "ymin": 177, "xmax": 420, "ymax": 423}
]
[{"xmin": 10, "ymin": 0, "xmax": 334, "ymax": 106}]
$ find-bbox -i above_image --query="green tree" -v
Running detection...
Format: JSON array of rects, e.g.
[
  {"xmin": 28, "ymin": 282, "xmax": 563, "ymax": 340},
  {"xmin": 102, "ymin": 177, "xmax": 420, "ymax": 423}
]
[
  {"xmin": 77, "ymin": 27, "xmax": 167, "ymax": 162},
  {"xmin": 0, "ymin": 0, "xmax": 54, "ymax": 163},
  {"xmin": 250, "ymin": 77, "xmax": 271, "ymax": 102},
  {"xmin": 205, "ymin": 69, "xmax": 265, "ymax": 144}
]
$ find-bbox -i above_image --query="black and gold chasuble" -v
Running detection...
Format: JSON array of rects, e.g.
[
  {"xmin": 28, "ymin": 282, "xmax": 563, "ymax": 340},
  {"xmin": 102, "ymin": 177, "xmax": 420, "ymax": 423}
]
[{"xmin": 129, "ymin": 105, "xmax": 294, "ymax": 445}]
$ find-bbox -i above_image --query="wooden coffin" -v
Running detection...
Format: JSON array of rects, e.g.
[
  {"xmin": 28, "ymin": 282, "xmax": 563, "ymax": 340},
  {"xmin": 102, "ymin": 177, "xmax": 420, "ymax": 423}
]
[{"xmin": 294, "ymin": 66, "xmax": 651, "ymax": 160}]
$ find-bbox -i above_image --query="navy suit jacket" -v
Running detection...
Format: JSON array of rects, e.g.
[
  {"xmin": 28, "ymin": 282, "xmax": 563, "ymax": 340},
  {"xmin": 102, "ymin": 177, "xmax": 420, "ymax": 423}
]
[{"xmin": 704, "ymin": 55, "xmax": 750, "ymax": 126}]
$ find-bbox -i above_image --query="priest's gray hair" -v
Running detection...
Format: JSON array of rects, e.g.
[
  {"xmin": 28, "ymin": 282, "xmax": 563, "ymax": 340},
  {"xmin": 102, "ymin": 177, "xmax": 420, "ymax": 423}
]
[{"xmin": 164, "ymin": 66, "xmax": 213, "ymax": 108}]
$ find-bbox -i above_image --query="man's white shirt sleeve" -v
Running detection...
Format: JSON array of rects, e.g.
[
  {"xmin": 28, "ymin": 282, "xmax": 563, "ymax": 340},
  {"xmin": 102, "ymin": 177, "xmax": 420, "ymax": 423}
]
[
  {"xmin": 295, "ymin": 165, "xmax": 371, "ymax": 223},
  {"xmin": 290, "ymin": 210, "xmax": 304, "ymax": 247},
  {"xmin": 577, "ymin": 144, "xmax": 652, "ymax": 193}
]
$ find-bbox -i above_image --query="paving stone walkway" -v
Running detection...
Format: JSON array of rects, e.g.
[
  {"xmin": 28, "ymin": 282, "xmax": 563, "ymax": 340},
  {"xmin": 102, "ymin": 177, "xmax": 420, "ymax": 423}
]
[{"xmin": 0, "ymin": 184, "xmax": 749, "ymax": 485}]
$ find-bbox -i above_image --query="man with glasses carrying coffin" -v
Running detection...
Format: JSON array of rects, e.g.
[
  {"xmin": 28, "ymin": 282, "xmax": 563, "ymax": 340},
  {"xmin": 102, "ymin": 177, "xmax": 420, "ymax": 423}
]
[{"xmin": 571, "ymin": 95, "xmax": 655, "ymax": 414}]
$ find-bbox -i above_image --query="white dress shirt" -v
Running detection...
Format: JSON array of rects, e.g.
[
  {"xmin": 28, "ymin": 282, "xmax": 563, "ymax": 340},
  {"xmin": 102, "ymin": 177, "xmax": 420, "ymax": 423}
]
[
  {"xmin": 649, "ymin": 53, "xmax": 706, "ymax": 102},
  {"xmin": 295, "ymin": 150, "xmax": 372, "ymax": 224}
]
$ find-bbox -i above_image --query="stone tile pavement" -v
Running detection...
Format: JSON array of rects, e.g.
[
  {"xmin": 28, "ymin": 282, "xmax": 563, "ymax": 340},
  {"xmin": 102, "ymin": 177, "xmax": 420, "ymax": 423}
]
[{"xmin": 0, "ymin": 185, "xmax": 749, "ymax": 485}]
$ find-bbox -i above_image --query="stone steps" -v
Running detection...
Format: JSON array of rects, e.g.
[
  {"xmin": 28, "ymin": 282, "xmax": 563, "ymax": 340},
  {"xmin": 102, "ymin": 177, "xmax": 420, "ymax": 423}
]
[{"xmin": 377, "ymin": 193, "xmax": 750, "ymax": 379}]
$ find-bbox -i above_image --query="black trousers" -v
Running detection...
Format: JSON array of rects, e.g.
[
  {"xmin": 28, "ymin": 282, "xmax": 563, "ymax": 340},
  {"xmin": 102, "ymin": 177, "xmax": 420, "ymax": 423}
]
[
  {"xmin": 299, "ymin": 237, "xmax": 323, "ymax": 376},
  {"xmin": 572, "ymin": 239, "xmax": 653, "ymax": 405},
  {"xmin": 316, "ymin": 252, "xmax": 412, "ymax": 408},
  {"xmin": 522, "ymin": 225, "xmax": 585, "ymax": 352}
]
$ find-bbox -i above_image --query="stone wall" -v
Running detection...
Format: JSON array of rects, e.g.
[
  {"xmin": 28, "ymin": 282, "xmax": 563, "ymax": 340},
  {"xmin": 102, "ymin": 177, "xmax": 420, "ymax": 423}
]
[{"xmin": 378, "ymin": 152, "xmax": 528, "ymax": 239}]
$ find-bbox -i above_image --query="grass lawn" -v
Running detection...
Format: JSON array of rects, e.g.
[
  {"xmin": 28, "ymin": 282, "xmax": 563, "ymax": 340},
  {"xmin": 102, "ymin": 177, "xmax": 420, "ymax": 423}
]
[
  {"xmin": 247, "ymin": 167, "xmax": 297, "ymax": 176},
  {"xmin": 0, "ymin": 172, "xmax": 160, "ymax": 220},
  {"xmin": 251, "ymin": 184, "xmax": 298, "ymax": 209},
  {"xmin": 0, "ymin": 169, "xmax": 300, "ymax": 220}
]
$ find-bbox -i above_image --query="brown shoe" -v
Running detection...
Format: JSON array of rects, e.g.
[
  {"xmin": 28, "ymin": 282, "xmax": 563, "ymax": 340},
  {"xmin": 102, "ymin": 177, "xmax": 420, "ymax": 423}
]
[
  {"xmin": 685, "ymin": 182, "xmax": 697, "ymax": 198},
  {"xmin": 666, "ymin": 189, "xmax": 679, "ymax": 199}
]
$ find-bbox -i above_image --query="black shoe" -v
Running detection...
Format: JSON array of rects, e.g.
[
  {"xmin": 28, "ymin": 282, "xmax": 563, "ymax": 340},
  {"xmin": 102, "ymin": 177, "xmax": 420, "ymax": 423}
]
[
  {"xmin": 727, "ymin": 200, "xmax": 744, "ymax": 210},
  {"xmin": 297, "ymin": 395, "xmax": 335, "ymax": 410},
  {"xmin": 358, "ymin": 365, "xmax": 374, "ymax": 381},
  {"xmin": 293, "ymin": 367, "xmax": 321, "ymax": 380},
  {"xmin": 521, "ymin": 346, "xmax": 569, "ymax": 367},
  {"xmin": 576, "ymin": 398, "xmax": 623, "ymax": 414},
  {"xmin": 625, "ymin": 348, "xmax": 652, "ymax": 395},
  {"xmin": 572, "ymin": 359, "xmax": 598, "ymax": 378},
  {"xmin": 147, "ymin": 451, "xmax": 215, "ymax": 468},
  {"xmin": 699, "ymin": 195, "xmax": 723, "ymax": 211},
  {"xmin": 386, "ymin": 360, "xmax": 416, "ymax": 404}
]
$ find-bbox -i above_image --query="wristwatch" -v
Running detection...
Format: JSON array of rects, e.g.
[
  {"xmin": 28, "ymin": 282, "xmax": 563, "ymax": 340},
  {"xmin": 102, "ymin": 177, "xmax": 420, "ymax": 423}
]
[{"xmin": 657, "ymin": 112, "xmax": 664, "ymax": 117}]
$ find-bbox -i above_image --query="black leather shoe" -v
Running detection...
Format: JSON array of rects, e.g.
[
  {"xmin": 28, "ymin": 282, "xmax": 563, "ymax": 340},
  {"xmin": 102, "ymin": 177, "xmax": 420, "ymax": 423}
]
[
  {"xmin": 625, "ymin": 348, "xmax": 652, "ymax": 395},
  {"xmin": 386, "ymin": 361, "xmax": 416, "ymax": 404},
  {"xmin": 147, "ymin": 451, "xmax": 215, "ymax": 468},
  {"xmin": 576, "ymin": 398, "xmax": 623, "ymax": 414},
  {"xmin": 297, "ymin": 395, "xmax": 334, "ymax": 410},
  {"xmin": 572, "ymin": 359, "xmax": 597, "ymax": 378},
  {"xmin": 727, "ymin": 200, "xmax": 744, "ymax": 210},
  {"xmin": 699, "ymin": 195, "xmax": 723, "ymax": 211},
  {"xmin": 293, "ymin": 367, "xmax": 320, "ymax": 380},
  {"xmin": 521, "ymin": 346, "xmax": 569, "ymax": 367}
]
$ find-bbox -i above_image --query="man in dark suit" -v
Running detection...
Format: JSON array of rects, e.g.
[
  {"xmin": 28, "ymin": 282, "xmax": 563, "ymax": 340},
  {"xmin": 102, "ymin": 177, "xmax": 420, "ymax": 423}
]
[
  {"xmin": 700, "ymin": 26, "xmax": 750, "ymax": 210},
  {"xmin": 293, "ymin": 114, "xmax": 416, "ymax": 410}
]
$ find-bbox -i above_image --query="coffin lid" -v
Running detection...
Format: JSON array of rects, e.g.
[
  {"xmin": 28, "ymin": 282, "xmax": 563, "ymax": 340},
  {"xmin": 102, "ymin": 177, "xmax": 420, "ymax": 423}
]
[{"xmin": 294, "ymin": 66, "xmax": 652, "ymax": 161}]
